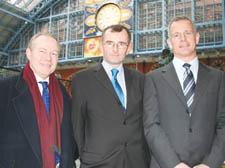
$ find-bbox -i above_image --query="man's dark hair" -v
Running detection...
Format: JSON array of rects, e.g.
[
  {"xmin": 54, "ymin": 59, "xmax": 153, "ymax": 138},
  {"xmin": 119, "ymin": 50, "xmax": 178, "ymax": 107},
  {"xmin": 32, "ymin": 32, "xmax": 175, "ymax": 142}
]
[{"xmin": 102, "ymin": 24, "xmax": 131, "ymax": 44}]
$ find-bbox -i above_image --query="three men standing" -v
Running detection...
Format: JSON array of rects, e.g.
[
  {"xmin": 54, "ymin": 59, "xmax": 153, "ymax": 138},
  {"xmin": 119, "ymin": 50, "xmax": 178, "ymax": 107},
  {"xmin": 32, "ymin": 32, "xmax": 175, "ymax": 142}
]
[{"xmin": 1, "ymin": 16, "xmax": 224, "ymax": 168}]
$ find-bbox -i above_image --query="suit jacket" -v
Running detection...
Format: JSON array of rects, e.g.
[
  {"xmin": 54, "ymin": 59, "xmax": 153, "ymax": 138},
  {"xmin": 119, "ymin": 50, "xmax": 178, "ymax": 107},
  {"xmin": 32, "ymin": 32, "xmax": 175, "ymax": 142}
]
[
  {"xmin": 0, "ymin": 71, "xmax": 77, "ymax": 168},
  {"xmin": 71, "ymin": 63, "xmax": 149, "ymax": 168},
  {"xmin": 143, "ymin": 62, "xmax": 225, "ymax": 168}
]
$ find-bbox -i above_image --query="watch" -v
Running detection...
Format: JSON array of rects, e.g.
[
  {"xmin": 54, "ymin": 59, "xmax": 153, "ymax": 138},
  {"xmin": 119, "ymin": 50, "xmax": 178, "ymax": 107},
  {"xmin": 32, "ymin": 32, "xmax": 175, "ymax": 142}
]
[{"xmin": 96, "ymin": 3, "xmax": 121, "ymax": 31}]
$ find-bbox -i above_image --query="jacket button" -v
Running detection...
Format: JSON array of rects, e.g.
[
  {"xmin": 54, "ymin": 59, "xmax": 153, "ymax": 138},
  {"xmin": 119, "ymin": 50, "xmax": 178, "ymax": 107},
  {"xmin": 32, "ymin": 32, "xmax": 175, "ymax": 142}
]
[
  {"xmin": 123, "ymin": 121, "xmax": 126, "ymax": 125},
  {"xmin": 189, "ymin": 128, "xmax": 192, "ymax": 132},
  {"xmin": 186, "ymin": 109, "xmax": 189, "ymax": 114}
]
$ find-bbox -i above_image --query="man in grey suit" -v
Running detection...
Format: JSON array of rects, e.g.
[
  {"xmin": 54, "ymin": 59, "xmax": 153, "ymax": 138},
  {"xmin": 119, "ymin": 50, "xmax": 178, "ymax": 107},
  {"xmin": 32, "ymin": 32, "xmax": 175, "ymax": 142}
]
[
  {"xmin": 143, "ymin": 16, "xmax": 225, "ymax": 168},
  {"xmin": 71, "ymin": 24, "xmax": 149, "ymax": 168}
]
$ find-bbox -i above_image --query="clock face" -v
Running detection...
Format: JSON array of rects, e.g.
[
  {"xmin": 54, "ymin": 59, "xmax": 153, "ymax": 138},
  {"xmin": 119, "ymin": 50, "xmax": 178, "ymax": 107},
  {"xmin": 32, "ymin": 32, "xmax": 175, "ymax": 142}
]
[{"xmin": 96, "ymin": 3, "xmax": 121, "ymax": 31}]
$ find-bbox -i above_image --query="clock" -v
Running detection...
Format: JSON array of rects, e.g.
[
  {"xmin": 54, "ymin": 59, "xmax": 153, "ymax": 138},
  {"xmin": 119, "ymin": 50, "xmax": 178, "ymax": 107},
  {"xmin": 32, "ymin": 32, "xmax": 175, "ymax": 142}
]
[{"xmin": 96, "ymin": 3, "xmax": 121, "ymax": 32}]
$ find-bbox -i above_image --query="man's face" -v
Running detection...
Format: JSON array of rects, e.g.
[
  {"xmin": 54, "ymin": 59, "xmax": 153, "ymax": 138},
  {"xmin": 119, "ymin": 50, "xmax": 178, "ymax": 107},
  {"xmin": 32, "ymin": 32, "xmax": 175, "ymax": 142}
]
[
  {"xmin": 167, "ymin": 19, "xmax": 200, "ymax": 61},
  {"xmin": 100, "ymin": 29, "xmax": 132, "ymax": 68},
  {"xmin": 26, "ymin": 35, "xmax": 59, "ymax": 80}
]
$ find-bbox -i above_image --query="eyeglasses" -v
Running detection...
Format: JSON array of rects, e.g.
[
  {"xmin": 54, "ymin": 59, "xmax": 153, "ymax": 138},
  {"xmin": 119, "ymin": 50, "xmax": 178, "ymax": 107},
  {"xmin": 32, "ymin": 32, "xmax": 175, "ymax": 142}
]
[{"xmin": 104, "ymin": 41, "xmax": 128, "ymax": 49}]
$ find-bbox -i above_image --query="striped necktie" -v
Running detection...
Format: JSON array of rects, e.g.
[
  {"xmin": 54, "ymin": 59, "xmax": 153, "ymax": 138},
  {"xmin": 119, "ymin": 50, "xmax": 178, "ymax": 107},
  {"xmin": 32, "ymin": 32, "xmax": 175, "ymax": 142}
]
[
  {"xmin": 111, "ymin": 69, "xmax": 125, "ymax": 112},
  {"xmin": 183, "ymin": 63, "xmax": 196, "ymax": 113}
]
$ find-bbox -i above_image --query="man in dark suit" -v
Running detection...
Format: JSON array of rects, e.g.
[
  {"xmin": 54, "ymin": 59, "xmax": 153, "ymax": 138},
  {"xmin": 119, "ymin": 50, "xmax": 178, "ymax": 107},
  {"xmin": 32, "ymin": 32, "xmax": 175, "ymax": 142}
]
[
  {"xmin": 0, "ymin": 33, "xmax": 77, "ymax": 168},
  {"xmin": 143, "ymin": 16, "xmax": 225, "ymax": 168},
  {"xmin": 71, "ymin": 24, "xmax": 149, "ymax": 168}
]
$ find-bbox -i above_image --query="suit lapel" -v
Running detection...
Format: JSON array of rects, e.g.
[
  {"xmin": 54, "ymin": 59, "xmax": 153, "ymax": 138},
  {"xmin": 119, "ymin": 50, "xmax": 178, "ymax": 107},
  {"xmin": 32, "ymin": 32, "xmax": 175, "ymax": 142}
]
[
  {"xmin": 12, "ymin": 73, "xmax": 42, "ymax": 166},
  {"xmin": 191, "ymin": 63, "xmax": 210, "ymax": 111},
  {"xmin": 94, "ymin": 64, "xmax": 121, "ymax": 103},
  {"xmin": 162, "ymin": 63, "xmax": 188, "ymax": 109},
  {"xmin": 124, "ymin": 67, "xmax": 132, "ymax": 114}
]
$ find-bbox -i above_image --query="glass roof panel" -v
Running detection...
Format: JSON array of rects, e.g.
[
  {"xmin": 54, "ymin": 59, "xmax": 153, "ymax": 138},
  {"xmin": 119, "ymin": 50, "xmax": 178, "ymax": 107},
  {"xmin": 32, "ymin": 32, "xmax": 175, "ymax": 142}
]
[{"xmin": 3, "ymin": 0, "xmax": 42, "ymax": 12}]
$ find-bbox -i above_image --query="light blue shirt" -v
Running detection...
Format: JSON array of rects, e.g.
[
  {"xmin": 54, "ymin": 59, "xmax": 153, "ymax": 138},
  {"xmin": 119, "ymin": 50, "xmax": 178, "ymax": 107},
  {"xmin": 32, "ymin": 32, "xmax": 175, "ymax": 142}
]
[
  {"xmin": 172, "ymin": 56, "xmax": 199, "ymax": 90},
  {"xmin": 102, "ymin": 60, "xmax": 127, "ymax": 108}
]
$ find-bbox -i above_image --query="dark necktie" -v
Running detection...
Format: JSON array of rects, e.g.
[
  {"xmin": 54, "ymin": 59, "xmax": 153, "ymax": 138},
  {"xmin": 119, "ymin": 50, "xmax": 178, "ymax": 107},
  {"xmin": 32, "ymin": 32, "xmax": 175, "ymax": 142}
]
[
  {"xmin": 39, "ymin": 81, "xmax": 50, "ymax": 119},
  {"xmin": 111, "ymin": 69, "xmax": 125, "ymax": 111},
  {"xmin": 183, "ymin": 63, "xmax": 196, "ymax": 112}
]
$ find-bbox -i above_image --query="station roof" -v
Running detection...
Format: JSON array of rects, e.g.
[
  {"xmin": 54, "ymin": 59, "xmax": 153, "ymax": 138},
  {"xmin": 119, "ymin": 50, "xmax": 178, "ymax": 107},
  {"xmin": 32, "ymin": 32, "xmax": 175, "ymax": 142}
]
[{"xmin": 0, "ymin": 0, "xmax": 41, "ymax": 52}]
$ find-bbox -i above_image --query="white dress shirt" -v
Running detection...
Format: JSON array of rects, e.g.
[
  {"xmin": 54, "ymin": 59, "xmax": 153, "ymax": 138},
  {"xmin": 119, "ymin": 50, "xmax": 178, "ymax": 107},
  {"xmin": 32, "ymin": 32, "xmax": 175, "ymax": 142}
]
[
  {"xmin": 172, "ymin": 56, "xmax": 199, "ymax": 90},
  {"xmin": 34, "ymin": 73, "xmax": 49, "ymax": 96},
  {"xmin": 102, "ymin": 60, "xmax": 127, "ymax": 109}
]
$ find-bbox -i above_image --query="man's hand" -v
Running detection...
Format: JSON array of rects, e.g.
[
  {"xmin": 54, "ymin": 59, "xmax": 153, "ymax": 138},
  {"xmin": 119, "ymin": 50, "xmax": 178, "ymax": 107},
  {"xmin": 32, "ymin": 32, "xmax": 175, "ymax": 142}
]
[
  {"xmin": 174, "ymin": 162, "xmax": 191, "ymax": 168},
  {"xmin": 193, "ymin": 164, "xmax": 210, "ymax": 168}
]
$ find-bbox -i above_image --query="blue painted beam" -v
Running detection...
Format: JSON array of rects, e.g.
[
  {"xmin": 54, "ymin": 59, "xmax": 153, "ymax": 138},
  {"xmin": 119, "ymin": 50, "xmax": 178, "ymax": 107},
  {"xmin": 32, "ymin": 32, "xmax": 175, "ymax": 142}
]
[
  {"xmin": 0, "ymin": 51, "xmax": 9, "ymax": 56},
  {"xmin": 13, "ymin": 0, "xmax": 23, "ymax": 5},
  {"xmin": 3, "ymin": 23, "xmax": 28, "ymax": 52},
  {"xmin": 0, "ymin": 7, "xmax": 34, "ymax": 24},
  {"xmin": 22, "ymin": 0, "xmax": 33, "ymax": 9},
  {"xmin": 28, "ymin": 0, "xmax": 61, "ymax": 19}
]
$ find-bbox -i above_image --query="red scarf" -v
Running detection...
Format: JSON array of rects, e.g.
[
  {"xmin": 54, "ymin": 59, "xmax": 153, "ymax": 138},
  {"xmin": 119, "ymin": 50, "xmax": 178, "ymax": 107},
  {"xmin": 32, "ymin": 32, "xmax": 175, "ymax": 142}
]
[{"xmin": 23, "ymin": 62, "xmax": 63, "ymax": 168}]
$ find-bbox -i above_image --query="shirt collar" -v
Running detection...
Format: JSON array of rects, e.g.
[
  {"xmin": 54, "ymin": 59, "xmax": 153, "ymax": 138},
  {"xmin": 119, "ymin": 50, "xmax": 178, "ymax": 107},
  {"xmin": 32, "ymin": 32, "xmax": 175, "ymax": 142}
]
[
  {"xmin": 34, "ymin": 73, "xmax": 49, "ymax": 84},
  {"xmin": 173, "ymin": 56, "xmax": 198, "ymax": 71},
  {"xmin": 102, "ymin": 60, "xmax": 123, "ymax": 77}
]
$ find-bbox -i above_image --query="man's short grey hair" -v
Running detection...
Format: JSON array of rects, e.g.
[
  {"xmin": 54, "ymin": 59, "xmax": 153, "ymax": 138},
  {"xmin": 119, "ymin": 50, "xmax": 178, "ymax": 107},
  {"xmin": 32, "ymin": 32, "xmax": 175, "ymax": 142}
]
[{"xmin": 168, "ymin": 16, "xmax": 197, "ymax": 38}]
